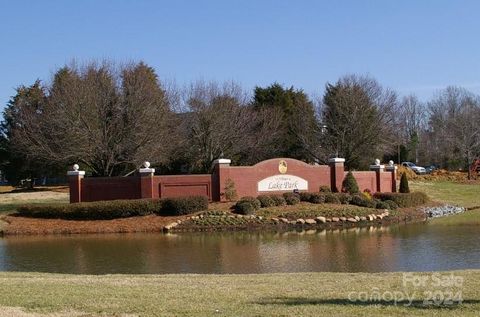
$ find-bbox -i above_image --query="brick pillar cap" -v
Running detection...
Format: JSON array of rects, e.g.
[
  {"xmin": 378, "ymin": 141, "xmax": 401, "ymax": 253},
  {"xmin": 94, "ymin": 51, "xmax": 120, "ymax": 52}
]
[
  {"xmin": 139, "ymin": 168, "xmax": 155, "ymax": 174},
  {"xmin": 385, "ymin": 166, "xmax": 398, "ymax": 171},
  {"xmin": 213, "ymin": 158, "xmax": 231, "ymax": 165},
  {"xmin": 67, "ymin": 170, "xmax": 85, "ymax": 176},
  {"xmin": 369, "ymin": 165, "xmax": 385, "ymax": 170},
  {"xmin": 328, "ymin": 157, "xmax": 345, "ymax": 163}
]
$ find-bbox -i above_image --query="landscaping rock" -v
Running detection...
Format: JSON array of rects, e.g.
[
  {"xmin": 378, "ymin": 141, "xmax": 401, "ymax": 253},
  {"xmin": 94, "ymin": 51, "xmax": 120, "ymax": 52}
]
[
  {"xmin": 326, "ymin": 218, "xmax": 332, "ymax": 222},
  {"xmin": 332, "ymin": 217, "xmax": 340, "ymax": 222},
  {"xmin": 315, "ymin": 216, "xmax": 327, "ymax": 223},
  {"xmin": 377, "ymin": 214, "xmax": 384, "ymax": 220},
  {"xmin": 347, "ymin": 218, "xmax": 357, "ymax": 223},
  {"xmin": 354, "ymin": 216, "xmax": 360, "ymax": 221},
  {"xmin": 360, "ymin": 216, "xmax": 367, "ymax": 221},
  {"xmin": 280, "ymin": 218, "xmax": 289, "ymax": 223},
  {"xmin": 423, "ymin": 205, "xmax": 465, "ymax": 218},
  {"xmin": 305, "ymin": 219, "xmax": 316, "ymax": 225},
  {"xmin": 296, "ymin": 219, "xmax": 306, "ymax": 224},
  {"xmin": 339, "ymin": 217, "xmax": 347, "ymax": 221}
]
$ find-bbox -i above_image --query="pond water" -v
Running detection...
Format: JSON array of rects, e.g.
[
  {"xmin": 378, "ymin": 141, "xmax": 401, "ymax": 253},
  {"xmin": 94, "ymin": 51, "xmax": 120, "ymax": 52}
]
[{"xmin": 0, "ymin": 223, "xmax": 479, "ymax": 274}]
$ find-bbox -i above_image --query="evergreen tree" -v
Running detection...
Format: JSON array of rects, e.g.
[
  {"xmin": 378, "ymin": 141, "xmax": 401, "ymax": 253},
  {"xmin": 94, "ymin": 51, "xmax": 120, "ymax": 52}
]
[
  {"xmin": 399, "ymin": 172, "xmax": 410, "ymax": 193},
  {"xmin": 342, "ymin": 171, "xmax": 360, "ymax": 194}
]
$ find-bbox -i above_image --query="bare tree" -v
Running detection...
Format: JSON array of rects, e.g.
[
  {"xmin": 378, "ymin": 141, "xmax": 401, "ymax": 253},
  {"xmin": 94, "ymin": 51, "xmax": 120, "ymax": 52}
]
[
  {"xmin": 8, "ymin": 61, "xmax": 173, "ymax": 176},
  {"xmin": 428, "ymin": 86, "xmax": 480, "ymax": 178}
]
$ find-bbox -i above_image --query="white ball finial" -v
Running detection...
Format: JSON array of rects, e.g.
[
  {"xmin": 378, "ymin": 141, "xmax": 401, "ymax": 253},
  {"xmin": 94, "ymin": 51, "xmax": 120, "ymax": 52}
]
[
  {"xmin": 143, "ymin": 161, "xmax": 151, "ymax": 168},
  {"xmin": 389, "ymin": 160, "xmax": 394, "ymax": 167},
  {"xmin": 73, "ymin": 164, "xmax": 79, "ymax": 171},
  {"xmin": 374, "ymin": 159, "xmax": 381, "ymax": 166}
]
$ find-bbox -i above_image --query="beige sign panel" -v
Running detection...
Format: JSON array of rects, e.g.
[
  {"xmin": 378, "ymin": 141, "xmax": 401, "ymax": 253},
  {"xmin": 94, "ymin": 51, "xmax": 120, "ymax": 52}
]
[{"xmin": 258, "ymin": 174, "xmax": 308, "ymax": 191}]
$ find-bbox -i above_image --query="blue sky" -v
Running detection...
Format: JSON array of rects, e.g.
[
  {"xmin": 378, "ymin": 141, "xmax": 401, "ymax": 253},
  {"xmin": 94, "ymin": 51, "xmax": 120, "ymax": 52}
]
[{"xmin": 1, "ymin": 0, "xmax": 479, "ymax": 110}]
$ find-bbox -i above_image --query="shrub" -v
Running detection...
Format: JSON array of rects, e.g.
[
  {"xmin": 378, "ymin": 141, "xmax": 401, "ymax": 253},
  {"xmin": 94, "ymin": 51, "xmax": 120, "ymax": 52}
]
[
  {"xmin": 342, "ymin": 171, "xmax": 360, "ymax": 194},
  {"xmin": 283, "ymin": 192, "xmax": 300, "ymax": 205},
  {"xmin": 159, "ymin": 196, "xmax": 208, "ymax": 216},
  {"xmin": 350, "ymin": 194, "xmax": 376, "ymax": 208},
  {"xmin": 374, "ymin": 192, "xmax": 429, "ymax": 208},
  {"xmin": 319, "ymin": 185, "xmax": 332, "ymax": 193},
  {"xmin": 384, "ymin": 200, "xmax": 399, "ymax": 210},
  {"xmin": 223, "ymin": 179, "xmax": 237, "ymax": 201},
  {"xmin": 299, "ymin": 192, "xmax": 313, "ymax": 202},
  {"xmin": 335, "ymin": 193, "xmax": 351, "ymax": 204},
  {"xmin": 325, "ymin": 193, "xmax": 341, "ymax": 204},
  {"xmin": 309, "ymin": 193, "xmax": 326, "ymax": 204},
  {"xmin": 399, "ymin": 172, "xmax": 410, "ymax": 193},
  {"xmin": 234, "ymin": 196, "xmax": 262, "ymax": 215},
  {"xmin": 17, "ymin": 199, "xmax": 162, "ymax": 220},
  {"xmin": 362, "ymin": 189, "xmax": 373, "ymax": 200},
  {"xmin": 375, "ymin": 200, "xmax": 390, "ymax": 209},
  {"xmin": 257, "ymin": 195, "xmax": 275, "ymax": 208},
  {"xmin": 237, "ymin": 196, "xmax": 261, "ymax": 210},
  {"xmin": 270, "ymin": 195, "xmax": 287, "ymax": 206},
  {"xmin": 234, "ymin": 201, "xmax": 256, "ymax": 215}
]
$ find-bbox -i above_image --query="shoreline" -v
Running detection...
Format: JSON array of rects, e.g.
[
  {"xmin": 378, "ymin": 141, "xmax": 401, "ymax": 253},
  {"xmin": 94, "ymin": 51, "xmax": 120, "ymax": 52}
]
[{"xmin": 0, "ymin": 205, "xmax": 428, "ymax": 236}]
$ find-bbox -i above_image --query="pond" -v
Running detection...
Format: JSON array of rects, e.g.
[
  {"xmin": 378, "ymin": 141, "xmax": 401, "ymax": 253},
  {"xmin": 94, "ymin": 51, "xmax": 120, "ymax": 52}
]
[{"xmin": 0, "ymin": 223, "xmax": 479, "ymax": 274}]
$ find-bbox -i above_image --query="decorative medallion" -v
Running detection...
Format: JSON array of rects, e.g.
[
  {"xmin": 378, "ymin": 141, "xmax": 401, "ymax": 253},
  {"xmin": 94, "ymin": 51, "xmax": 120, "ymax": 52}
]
[{"xmin": 278, "ymin": 160, "xmax": 288, "ymax": 174}]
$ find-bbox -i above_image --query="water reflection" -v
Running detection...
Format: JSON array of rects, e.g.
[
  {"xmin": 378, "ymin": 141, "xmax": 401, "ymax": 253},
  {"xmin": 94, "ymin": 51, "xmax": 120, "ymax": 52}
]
[{"xmin": 0, "ymin": 223, "xmax": 479, "ymax": 274}]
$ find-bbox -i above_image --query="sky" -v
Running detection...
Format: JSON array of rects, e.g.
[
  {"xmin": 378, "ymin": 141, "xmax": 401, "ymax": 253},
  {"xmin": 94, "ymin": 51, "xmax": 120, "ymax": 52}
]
[{"xmin": 1, "ymin": 0, "xmax": 480, "ymax": 111}]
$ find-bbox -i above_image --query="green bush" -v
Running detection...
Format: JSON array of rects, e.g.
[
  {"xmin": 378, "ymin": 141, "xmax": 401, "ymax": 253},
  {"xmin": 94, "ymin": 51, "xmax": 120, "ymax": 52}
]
[
  {"xmin": 350, "ymin": 194, "xmax": 376, "ymax": 208},
  {"xmin": 342, "ymin": 171, "xmax": 360, "ymax": 194},
  {"xmin": 375, "ymin": 200, "xmax": 390, "ymax": 209},
  {"xmin": 399, "ymin": 172, "xmax": 410, "ymax": 193},
  {"xmin": 374, "ymin": 192, "xmax": 429, "ymax": 208},
  {"xmin": 17, "ymin": 196, "xmax": 210, "ymax": 220},
  {"xmin": 384, "ymin": 200, "xmax": 399, "ymax": 210},
  {"xmin": 283, "ymin": 193, "xmax": 300, "ymax": 205},
  {"xmin": 159, "ymin": 196, "xmax": 208, "ymax": 216},
  {"xmin": 335, "ymin": 193, "xmax": 351, "ymax": 204},
  {"xmin": 325, "ymin": 193, "xmax": 341, "ymax": 204},
  {"xmin": 237, "ymin": 196, "xmax": 261, "ymax": 210},
  {"xmin": 17, "ymin": 199, "xmax": 162, "ymax": 220},
  {"xmin": 257, "ymin": 195, "xmax": 275, "ymax": 208},
  {"xmin": 319, "ymin": 185, "xmax": 332, "ymax": 193},
  {"xmin": 309, "ymin": 193, "xmax": 325, "ymax": 204},
  {"xmin": 299, "ymin": 192, "xmax": 313, "ymax": 202},
  {"xmin": 270, "ymin": 195, "xmax": 287, "ymax": 206},
  {"xmin": 234, "ymin": 201, "xmax": 256, "ymax": 215}
]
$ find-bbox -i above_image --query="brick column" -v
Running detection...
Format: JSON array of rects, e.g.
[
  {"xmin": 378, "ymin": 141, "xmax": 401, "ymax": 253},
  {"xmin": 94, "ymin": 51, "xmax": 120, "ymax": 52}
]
[
  {"xmin": 329, "ymin": 158, "xmax": 345, "ymax": 192},
  {"xmin": 67, "ymin": 164, "xmax": 85, "ymax": 203},
  {"xmin": 139, "ymin": 161, "xmax": 155, "ymax": 199},
  {"xmin": 211, "ymin": 158, "xmax": 231, "ymax": 202},
  {"xmin": 385, "ymin": 161, "xmax": 398, "ymax": 193},
  {"xmin": 369, "ymin": 159, "xmax": 385, "ymax": 193}
]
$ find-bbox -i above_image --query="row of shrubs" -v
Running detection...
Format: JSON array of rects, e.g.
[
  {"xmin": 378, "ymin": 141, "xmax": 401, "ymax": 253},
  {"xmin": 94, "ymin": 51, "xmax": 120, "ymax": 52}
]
[
  {"xmin": 17, "ymin": 196, "xmax": 209, "ymax": 220},
  {"xmin": 234, "ymin": 191, "xmax": 429, "ymax": 215}
]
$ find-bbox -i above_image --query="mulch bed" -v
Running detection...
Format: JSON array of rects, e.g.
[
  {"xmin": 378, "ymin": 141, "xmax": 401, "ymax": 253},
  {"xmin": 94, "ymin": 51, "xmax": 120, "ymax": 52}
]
[{"xmin": 1, "ymin": 214, "xmax": 185, "ymax": 235}]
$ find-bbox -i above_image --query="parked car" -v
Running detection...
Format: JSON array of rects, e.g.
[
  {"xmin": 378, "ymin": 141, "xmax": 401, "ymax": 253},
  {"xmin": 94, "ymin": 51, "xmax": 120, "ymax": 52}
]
[
  {"xmin": 424, "ymin": 165, "xmax": 437, "ymax": 174},
  {"xmin": 401, "ymin": 162, "xmax": 426, "ymax": 175}
]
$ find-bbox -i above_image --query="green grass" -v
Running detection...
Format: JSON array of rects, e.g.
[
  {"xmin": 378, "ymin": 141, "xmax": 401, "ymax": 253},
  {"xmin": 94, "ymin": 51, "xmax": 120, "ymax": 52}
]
[
  {"xmin": 0, "ymin": 271, "xmax": 479, "ymax": 316},
  {"xmin": 410, "ymin": 181, "xmax": 479, "ymax": 208},
  {"xmin": 410, "ymin": 181, "xmax": 480, "ymax": 225}
]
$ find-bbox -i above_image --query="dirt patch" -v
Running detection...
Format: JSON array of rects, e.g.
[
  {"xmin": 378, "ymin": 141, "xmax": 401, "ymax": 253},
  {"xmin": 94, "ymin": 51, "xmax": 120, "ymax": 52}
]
[
  {"xmin": 0, "ymin": 192, "xmax": 68, "ymax": 204},
  {"xmin": 2, "ymin": 214, "xmax": 185, "ymax": 236}
]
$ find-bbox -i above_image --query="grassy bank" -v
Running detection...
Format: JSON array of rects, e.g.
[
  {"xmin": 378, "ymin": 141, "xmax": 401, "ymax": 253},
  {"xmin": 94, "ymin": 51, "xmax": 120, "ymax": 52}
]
[
  {"xmin": 0, "ymin": 190, "xmax": 68, "ymax": 215},
  {"xmin": 0, "ymin": 271, "xmax": 478, "ymax": 317},
  {"xmin": 410, "ymin": 181, "xmax": 480, "ymax": 225}
]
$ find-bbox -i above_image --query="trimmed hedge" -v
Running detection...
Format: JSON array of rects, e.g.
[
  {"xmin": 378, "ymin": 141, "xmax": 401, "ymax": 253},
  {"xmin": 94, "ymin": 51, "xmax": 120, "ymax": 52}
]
[
  {"xmin": 374, "ymin": 192, "xmax": 429, "ymax": 208},
  {"xmin": 325, "ymin": 193, "xmax": 341, "ymax": 204},
  {"xmin": 299, "ymin": 192, "xmax": 313, "ymax": 202},
  {"xmin": 335, "ymin": 193, "xmax": 352, "ymax": 205},
  {"xmin": 257, "ymin": 195, "xmax": 276, "ymax": 208},
  {"xmin": 309, "ymin": 193, "xmax": 326, "ymax": 204},
  {"xmin": 234, "ymin": 196, "xmax": 261, "ymax": 215},
  {"xmin": 319, "ymin": 185, "xmax": 332, "ymax": 193},
  {"xmin": 350, "ymin": 195, "xmax": 376, "ymax": 208},
  {"xmin": 283, "ymin": 193, "xmax": 300, "ymax": 205},
  {"xmin": 270, "ymin": 195, "xmax": 287, "ymax": 206},
  {"xmin": 159, "ymin": 196, "xmax": 208, "ymax": 216},
  {"xmin": 17, "ymin": 196, "xmax": 209, "ymax": 220}
]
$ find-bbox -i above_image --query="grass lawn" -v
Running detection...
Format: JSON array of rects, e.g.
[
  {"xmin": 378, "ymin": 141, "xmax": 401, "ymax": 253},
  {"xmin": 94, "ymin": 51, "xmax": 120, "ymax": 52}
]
[
  {"xmin": 410, "ymin": 181, "xmax": 480, "ymax": 225},
  {"xmin": 0, "ymin": 191, "xmax": 69, "ymax": 215},
  {"xmin": 0, "ymin": 271, "xmax": 479, "ymax": 317}
]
